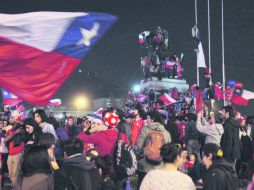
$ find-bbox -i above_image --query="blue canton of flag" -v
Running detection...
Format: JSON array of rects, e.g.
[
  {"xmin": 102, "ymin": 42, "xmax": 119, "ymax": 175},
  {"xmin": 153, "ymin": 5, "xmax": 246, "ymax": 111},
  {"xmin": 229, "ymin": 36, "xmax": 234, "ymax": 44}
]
[{"xmin": 55, "ymin": 12, "xmax": 117, "ymax": 59}]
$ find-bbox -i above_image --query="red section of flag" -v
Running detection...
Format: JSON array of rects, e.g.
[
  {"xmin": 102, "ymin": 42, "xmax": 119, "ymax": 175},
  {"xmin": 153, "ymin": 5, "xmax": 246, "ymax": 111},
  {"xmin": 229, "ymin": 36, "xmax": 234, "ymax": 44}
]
[
  {"xmin": 225, "ymin": 88, "xmax": 232, "ymax": 100},
  {"xmin": 231, "ymin": 94, "xmax": 248, "ymax": 106},
  {"xmin": 215, "ymin": 85, "xmax": 223, "ymax": 100},
  {"xmin": 0, "ymin": 37, "xmax": 80, "ymax": 105},
  {"xmin": 196, "ymin": 90, "xmax": 203, "ymax": 112},
  {"xmin": 3, "ymin": 98, "xmax": 23, "ymax": 107},
  {"xmin": 230, "ymin": 89, "xmax": 254, "ymax": 106}
]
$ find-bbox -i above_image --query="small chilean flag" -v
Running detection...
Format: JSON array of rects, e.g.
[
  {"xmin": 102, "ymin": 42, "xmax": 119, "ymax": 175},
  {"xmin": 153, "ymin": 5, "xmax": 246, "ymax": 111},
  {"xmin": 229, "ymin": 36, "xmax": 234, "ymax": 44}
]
[
  {"xmin": 0, "ymin": 12, "xmax": 117, "ymax": 105},
  {"xmin": 159, "ymin": 93, "xmax": 177, "ymax": 105},
  {"xmin": 1, "ymin": 88, "xmax": 23, "ymax": 107},
  {"xmin": 231, "ymin": 89, "xmax": 254, "ymax": 106},
  {"xmin": 47, "ymin": 99, "xmax": 62, "ymax": 107},
  {"xmin": 192, "ymin": 25, "xmax": 206, "ymax": 68}
]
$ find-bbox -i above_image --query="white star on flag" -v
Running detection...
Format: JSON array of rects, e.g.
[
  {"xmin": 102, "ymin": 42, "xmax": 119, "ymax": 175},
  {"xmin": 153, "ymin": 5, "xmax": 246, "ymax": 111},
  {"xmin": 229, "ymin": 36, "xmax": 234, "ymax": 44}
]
[{"xmin": 77, "ymin": 22, "xmax": 100, "ymax": 46}]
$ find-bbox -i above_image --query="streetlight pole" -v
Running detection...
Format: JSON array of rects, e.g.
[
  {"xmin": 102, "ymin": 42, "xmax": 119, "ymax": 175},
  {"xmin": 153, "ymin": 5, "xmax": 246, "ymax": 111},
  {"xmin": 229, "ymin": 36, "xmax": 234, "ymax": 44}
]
[
  {"xmin": 221, "ymin": 0, "xmax": 226, "ymax": 106},
  {"xmin": 77, "ymin": 106, "xmax": 80, "ymax": 118},
  {"xmin": 75, "ymin": 96, "xmax": 88, "ymax": 118}
]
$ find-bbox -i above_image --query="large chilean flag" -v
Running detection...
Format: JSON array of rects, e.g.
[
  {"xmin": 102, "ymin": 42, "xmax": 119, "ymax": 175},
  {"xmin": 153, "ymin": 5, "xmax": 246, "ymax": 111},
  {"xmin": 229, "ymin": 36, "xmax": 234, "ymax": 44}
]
[{"xmin": 0, "ymin": 12, "xmax": 117, "ymax": 105}]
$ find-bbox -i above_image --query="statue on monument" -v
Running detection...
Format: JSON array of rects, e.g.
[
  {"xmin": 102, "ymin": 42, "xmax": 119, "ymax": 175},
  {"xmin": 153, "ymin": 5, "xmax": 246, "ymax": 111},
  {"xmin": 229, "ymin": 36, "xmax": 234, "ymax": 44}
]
[{"xmin": 139, "ymin": 26, "xmax": 184, "ymax": 81}]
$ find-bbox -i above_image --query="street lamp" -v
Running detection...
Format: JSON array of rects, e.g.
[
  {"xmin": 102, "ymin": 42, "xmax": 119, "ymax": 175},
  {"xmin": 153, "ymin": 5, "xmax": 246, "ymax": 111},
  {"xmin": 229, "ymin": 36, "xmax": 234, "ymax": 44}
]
[
  {"xmin": 74, "ymin": 96, "xmax": 88, "ymax": 117},
  {"xmin": 133, "ymin": 84, "xmax": 141, "ymax": 93}
]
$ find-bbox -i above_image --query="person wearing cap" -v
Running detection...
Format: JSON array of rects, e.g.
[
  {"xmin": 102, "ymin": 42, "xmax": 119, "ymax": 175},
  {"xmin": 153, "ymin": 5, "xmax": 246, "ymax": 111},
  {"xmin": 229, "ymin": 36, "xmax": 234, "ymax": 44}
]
[
  {"xmin": 81, "ymin": 116, "xmax": 95, "ymax": 152},
  {"xmin": 196, "ymin": 111, "xmax": 224, "ymax": 146},
  {"xmin": 202, "ymin": 143, "xmax": 240, "ymax": 190},
  {"xmin": 220, "ymin": 106, "xmax": 241, "ymax": 169},
  {"xmin": 81, "ymin": 116, "xmax": 93, "ymax": 133},
  {"xmin": 77, "ymin": 112, "xmax": 128, "ymax": 156}
]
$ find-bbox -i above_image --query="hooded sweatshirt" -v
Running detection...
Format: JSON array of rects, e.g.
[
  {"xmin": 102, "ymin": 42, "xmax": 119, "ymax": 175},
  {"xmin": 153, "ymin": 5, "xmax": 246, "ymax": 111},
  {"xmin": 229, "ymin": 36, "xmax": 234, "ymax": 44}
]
[
  {"xmin": 220, "ymin": 118, "xmax": 241, "ymax": 161},
  {"xmin": 55, "ymin": 154, "xmax": 101, "ymax": 190},
  {"xmin": 203, "ymin": 159, "xmax": 240, "ymax": 190}
]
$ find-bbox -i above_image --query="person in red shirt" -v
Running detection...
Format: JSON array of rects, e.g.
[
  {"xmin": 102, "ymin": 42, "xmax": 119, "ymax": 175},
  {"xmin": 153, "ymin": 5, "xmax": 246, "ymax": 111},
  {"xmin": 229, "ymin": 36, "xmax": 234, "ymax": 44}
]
[
  {"xmin": 131, "ymin": 104, "xmax": 145, "ymax": 146},
  {"xmin": 4, "ymin": 111, "xmax": 25, "ymax": 185}
]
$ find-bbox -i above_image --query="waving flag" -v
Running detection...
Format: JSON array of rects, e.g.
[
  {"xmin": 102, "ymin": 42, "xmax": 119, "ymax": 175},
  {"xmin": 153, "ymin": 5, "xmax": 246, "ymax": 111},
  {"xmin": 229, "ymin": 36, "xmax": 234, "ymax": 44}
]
[
  {"xmin": 0, "ymin": 12, "xmax": 117, "ymax": 105},
  {"xmin": 214, "ymin": 82, "xmax": 223, "ymax": 100},
  {"xmin": 231, "ymin": 89, "xmax": 254, "ymax": 106},
  {"xmin": 159, "ymin": 93, "xmax": 177, "ymax": 105},
  {"xmin": 192, "ymin": 25, "xmax": 206, "ymax": 68},
  {"xmin": 1, "ymin": 88, "xmax": 23, "ymax": 107},
  {"xmin": 47, "ymin": 99, "xmax": 62, "ymax": 107},
  {"xmin": 195, "ymin": 89, "xmax": 203, "ymax": 112},
  {"xmin": 136, "ymin": 93, "xmax": 147, "ymax": 103}
]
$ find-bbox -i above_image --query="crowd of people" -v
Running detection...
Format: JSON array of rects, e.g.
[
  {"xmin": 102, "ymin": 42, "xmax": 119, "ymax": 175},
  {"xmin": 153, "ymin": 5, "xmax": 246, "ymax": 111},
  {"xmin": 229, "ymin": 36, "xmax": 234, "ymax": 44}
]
[
  {"xmin": 0, "ymin": 100, "xmax": 253, "ymax": 190},
  {"xmin": 0, "ymin": 25, "xmax": 252, "ymax": 190}
]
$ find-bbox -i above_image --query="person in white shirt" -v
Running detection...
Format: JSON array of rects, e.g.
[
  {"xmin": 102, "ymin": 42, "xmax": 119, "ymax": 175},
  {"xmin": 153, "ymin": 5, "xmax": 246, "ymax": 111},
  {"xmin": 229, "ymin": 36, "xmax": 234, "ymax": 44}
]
[
  {"xmin": 33, "ymin": 109, "xmax": 58, "ymax": 141},
  {"xmin": 196, "ymin": 111, "xmax": 224, "ymax": 146},
  {"xmin": 140, "ymin": 143, "xmax": 196, "ymax": 190}
]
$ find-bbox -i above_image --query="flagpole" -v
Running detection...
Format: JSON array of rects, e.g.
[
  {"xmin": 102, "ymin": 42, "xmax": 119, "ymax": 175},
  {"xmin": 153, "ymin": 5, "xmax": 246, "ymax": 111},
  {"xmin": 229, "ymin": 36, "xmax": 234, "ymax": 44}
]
[
  {"xmin": 208, "ymin": 0, "xmax": 212, "ymax": 85},
  {"xmin": 221, "ymin": 0, "xmax": 226, "ymax": 105},
  {"xmin": 207, "ymin": 0, "xmax": 215, "ymax": 110},
  {"xmin": 195, "ymin": 0, "xmax": 199, "ymax": 86}
]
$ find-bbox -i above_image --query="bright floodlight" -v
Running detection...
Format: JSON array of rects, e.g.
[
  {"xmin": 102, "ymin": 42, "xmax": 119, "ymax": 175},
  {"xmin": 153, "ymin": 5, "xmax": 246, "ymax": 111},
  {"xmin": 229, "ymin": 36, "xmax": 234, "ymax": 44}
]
[
  {"xmin": 133, "ymin": 85, "xmax": 141, "ymax": 93},
  {"xmin": 74, "ymin": 96, "xmax": 89, "ymax": 117},
  {"xmin": 75, "ymin": 96, "xmax": 88, "ymax": 109}
]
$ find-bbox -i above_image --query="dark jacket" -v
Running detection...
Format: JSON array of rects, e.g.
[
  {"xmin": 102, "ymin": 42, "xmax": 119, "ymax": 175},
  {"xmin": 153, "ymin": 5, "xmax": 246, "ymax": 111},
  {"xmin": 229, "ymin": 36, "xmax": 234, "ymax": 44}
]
[
  {"xmin": 55, "ymin": 154, "xmax": 101, "ymax": 190},
  {"xmin": 116, "ymin": 121, "xmax": 132, "ymax": 143},
  {"xmin": 220, "ymin": 118, "xmax": 241, "ymax": 161},
  {"xmin": 64, "ymin": 125, "xmax": 82, "ymax": 139},
  {"xmin": 14, "ymin": 173, "xmax": 53, "ymax": 190},
  {"xmin": 203, "ymin": 159, "xmax": 240, "ymax": 190},
  {"xmin": 184, "ymin": 120, "xmax": 199, "ymax": 143},
  {"xmin": 165, "ymin": 122, "xmax": 180, "ymax": 144}
]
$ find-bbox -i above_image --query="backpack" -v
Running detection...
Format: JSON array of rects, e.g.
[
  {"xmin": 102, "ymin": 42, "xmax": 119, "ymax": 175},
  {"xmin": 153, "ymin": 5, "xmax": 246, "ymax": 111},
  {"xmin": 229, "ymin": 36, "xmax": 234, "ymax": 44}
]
[
  {"xmin": 114, "ymin": 132, "xmax": 137, "ymax": 180},
  {"xmin": 144, "ymin": 130, "xmax": 165, "ymax": 165}
]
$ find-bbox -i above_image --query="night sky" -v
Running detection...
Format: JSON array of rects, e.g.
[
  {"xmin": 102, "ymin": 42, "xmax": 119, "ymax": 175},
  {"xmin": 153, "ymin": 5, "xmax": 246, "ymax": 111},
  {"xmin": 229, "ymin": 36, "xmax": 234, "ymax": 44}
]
[{"xmin": 1, "ymin": 0, "xmax": 254, "ymax": 113}]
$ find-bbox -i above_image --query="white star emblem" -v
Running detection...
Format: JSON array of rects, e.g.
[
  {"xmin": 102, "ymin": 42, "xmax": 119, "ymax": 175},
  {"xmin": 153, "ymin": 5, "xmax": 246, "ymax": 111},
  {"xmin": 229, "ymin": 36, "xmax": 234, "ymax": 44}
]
[{"xmin": 76, "ymin": 22, "xmax": 100, "ymax": 46}]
